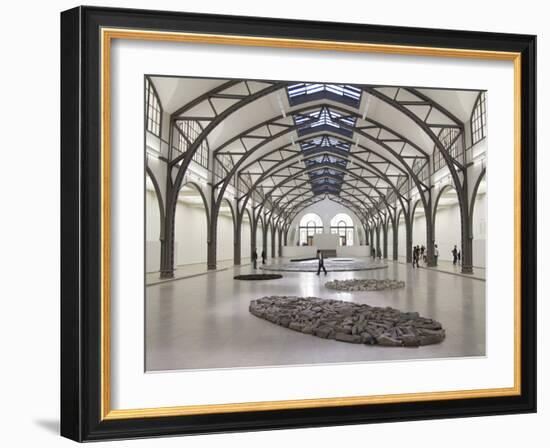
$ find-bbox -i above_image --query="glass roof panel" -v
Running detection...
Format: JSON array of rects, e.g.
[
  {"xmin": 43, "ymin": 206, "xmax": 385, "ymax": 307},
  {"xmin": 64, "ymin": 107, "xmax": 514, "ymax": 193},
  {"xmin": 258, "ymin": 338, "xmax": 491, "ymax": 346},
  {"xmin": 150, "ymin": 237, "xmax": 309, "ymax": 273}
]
[{"xmin": 287, "ymin": 83, "xmax": 361, "ymax": 107}]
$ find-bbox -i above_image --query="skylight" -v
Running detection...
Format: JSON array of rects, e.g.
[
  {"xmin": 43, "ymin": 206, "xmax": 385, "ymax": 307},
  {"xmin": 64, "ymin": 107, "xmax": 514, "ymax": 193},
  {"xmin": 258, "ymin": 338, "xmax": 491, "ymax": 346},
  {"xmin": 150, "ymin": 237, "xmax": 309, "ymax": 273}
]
[
  {"xmin": 294, "ymin": 107, "xmax": 356, "ymax": 138},
  {"xmin": 297, "ymin": 133, "xmax": 351, "ymax": 196},
  {"xmin": 287, "ymin": 83, "xmax": 361, "ymax": 107},
  {"xmin": 300, "ymin": 135, "xmax": 351, "ymax": 152}
]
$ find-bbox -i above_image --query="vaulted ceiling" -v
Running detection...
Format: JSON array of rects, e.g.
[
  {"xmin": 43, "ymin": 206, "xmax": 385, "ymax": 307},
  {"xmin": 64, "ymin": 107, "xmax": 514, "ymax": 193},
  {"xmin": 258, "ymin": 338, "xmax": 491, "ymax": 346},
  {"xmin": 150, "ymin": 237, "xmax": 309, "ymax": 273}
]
[{"xmin": 150, "ymin": 76, "xmax": 483, "ymax": 225}]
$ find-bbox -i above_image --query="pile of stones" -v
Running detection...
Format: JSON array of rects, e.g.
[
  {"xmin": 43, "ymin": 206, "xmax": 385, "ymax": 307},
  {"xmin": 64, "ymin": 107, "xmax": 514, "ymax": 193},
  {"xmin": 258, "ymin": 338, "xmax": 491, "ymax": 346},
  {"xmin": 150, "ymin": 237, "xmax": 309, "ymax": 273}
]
[
  {"xmin": 325, "ymin": 278, "xmax": 405, "ymax": 292},
  {"xmin": 249, "ymin": 296, "xmax": 445, "ymax": 347}
]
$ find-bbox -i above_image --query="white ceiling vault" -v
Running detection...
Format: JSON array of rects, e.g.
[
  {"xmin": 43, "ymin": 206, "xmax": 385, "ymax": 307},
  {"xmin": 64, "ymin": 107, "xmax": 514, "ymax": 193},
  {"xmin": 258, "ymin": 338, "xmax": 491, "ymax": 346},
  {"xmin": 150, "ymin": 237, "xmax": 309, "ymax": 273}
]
[{"xmin": 150, "ymin": 76, "xmax": 484, "ymax": 225}]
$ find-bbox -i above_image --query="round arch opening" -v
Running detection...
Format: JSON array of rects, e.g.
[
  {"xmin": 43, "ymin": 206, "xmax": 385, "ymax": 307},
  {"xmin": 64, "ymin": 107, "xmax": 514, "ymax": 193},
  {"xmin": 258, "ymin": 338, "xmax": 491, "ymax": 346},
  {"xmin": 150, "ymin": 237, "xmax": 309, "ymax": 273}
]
[
  {"xmin": 330, "ymin": 213, "xmax": 354, "ymax": 246},
  {"xmin": 298, "ymin": 213, "xmax": 323, "ymax": 246}
]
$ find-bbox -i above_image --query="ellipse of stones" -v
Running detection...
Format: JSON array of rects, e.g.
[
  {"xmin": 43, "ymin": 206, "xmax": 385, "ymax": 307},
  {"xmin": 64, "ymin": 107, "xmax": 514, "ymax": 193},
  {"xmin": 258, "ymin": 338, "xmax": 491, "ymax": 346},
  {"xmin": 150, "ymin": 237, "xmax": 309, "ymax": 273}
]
[
  {"xmin": 249, "ymin": 296, "xmax": 445, "ymax": 347},
  {"xmin": 234, "ymin": 274, "xmax": 283, "ymax": 281},
  {"xmin": 325, "ymin": 278, "xmax": 405, "ymax": 292}
]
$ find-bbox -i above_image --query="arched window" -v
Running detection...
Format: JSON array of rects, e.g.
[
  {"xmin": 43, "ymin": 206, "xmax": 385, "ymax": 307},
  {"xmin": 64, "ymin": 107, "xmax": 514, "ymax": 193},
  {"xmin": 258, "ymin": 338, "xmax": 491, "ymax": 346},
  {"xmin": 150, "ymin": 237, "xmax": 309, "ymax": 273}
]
[
  {"xmin": 298, "ymin": 213, "xmax": 323, "ymax": 246},
  {"xmin": 433, "ymin": 127, "xmax": 460, "ymax": 172},
  {"xmin": 471, "ymin": 92, "xmax": 487, "ymax": 145},
  {"xmin": 173, "ymin": 120, "xmax": 209, "ymax": 169},
  {"xmin": 145, "ymin": 78, "xmax": 162, "ymax": 137},
  {"xmin": 214, "ymin": 153, "xmax": 235, "ymax": 186},
  {"xmin": 330, "ymin": 213, "xmax": 354, "ymax": 246}
]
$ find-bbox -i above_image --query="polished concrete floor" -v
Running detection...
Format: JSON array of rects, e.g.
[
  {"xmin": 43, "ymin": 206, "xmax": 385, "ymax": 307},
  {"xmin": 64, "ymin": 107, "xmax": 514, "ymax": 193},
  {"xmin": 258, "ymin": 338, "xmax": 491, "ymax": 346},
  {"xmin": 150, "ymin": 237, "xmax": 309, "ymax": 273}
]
[{"xmin": 145, "ymin": 257, "xmax": 486, "ymax": 371}]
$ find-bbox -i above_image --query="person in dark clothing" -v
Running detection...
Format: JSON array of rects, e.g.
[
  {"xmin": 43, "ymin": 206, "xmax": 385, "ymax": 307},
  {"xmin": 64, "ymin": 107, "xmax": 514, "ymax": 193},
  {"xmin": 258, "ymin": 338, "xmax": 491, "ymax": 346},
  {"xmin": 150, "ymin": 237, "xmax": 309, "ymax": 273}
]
[
  {"xmin": 412, "ymin": 245, "xmax": 418, "ymax": 268},
  {"xmin": 377, "ymin": 247, "xmax": 382, "ymax": 259},
  {"xmin": 261, "ymin": 250, "xmax": 267, "ymax": 265},
  {"xmin": 420, "ymin": 245, "xmax": 425, "ymax": 263},
  {"xmin": 434, "ymin": 244, "xmax": 439, "ymax": 266},
  {"xmin": 316, "ymin": 250, "xmax": 327, "ymax": 275},
  {"xmin": 252, "ymin": 249, "xmax": 258, "ymax": 269},
  {"xmin": 458, "ymin": 250, "xmax": 461, "ymax": 264},
  {"xmin": 452, "ymin": 245, "xmax": 458, "ymax": 265}
]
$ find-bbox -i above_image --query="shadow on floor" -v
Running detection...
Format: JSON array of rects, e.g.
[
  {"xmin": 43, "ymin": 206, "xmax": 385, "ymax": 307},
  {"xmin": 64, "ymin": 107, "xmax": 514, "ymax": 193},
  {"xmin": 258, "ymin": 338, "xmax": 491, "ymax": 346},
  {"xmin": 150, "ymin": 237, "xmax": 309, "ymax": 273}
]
[{"xmin": 33, "ymin": 419, "xmax": 59, "ymax": 435}]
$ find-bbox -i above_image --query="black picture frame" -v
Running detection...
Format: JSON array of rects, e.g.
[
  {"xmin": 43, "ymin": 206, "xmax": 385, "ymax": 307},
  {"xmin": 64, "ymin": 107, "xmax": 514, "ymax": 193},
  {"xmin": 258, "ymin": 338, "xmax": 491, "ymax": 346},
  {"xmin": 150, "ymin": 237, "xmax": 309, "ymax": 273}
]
[{"xmin": 61, "ymin": 5, "xmax": 536, "ymax": 442}]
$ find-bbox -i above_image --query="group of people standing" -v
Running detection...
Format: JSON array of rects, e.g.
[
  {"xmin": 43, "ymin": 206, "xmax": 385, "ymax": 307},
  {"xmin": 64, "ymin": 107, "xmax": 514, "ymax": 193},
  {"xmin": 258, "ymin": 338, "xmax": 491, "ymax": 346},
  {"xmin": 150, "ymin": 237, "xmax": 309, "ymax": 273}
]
[
  {"xmin": 451, "ymin": 245, "xmax": 461, "ymax": 265},
  {"xmin": 412, "ymin": 244, "xmax": 440, "ymax": 268},
  {"xmin": 251, "ymin": 249, "xmax": 268, "ymax": 269},
  {"xmin": 411, "ymin": 243, "xmax": 462, "ymax": 268},
  {"xmin": 370, "ymin": 247, "xmax": 382, "ymax": 259}
]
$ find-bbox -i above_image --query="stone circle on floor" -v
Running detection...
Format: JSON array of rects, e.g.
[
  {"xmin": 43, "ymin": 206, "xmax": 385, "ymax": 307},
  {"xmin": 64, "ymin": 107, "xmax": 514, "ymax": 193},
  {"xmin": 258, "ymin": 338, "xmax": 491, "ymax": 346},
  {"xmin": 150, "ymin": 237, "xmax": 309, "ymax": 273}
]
[
  {"xmin": 249, "ymin": 296, "xmax": 445, "ymax": 347},
  {"xmin": 234, "ymin": 274, "xmax": 283, "ymax": 281},
  {"xmin": 325, "ymin": 278, "xmax": 405, "ymax": 291},
  {"xmin": 260, "ymin": 258, "xmax": 388, "ymax": 272}
]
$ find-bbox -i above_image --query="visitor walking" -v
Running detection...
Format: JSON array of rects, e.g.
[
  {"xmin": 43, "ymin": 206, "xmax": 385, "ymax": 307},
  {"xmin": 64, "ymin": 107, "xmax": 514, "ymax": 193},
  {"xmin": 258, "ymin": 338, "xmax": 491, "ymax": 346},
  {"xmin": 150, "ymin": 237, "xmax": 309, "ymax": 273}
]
[
  {"xmin": 252, "ymin": 249, "xmax": 258, "ymax": 269},
  {"xmin": 420, "ymin": 245, "xmax": 425, "ymax": 263},
  {"xmin": 377, "ymin": 247, "xmax": 382, "ymax": 259},
  {"xmin": 452, "ymin": 245, "xmax": 458, "ymax": 265},
  {"xmin": 316, "ymin": 250, "xmax": 327, "ymax": 275},
  {"xmin": 434, "ymin": 244, "xmax": 439, "ymax": 266},
  {"xmin": 458, "ymin": 250, "xmax": 461, "ymax": 264},
  {"xmin": 261, "ymin": 249, "xmax": 267, "ymax": 265}
]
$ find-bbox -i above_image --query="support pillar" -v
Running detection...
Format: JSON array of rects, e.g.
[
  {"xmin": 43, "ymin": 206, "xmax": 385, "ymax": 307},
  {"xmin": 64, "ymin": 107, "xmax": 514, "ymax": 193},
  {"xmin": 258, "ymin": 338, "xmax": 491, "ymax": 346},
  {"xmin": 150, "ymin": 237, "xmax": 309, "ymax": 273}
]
[
  {"xmin": 160, "ymin": 188, "xmax": 176, "ymax": 279},
  {"xmin": 375, "ymin": 225, "xmax": 381, "ymax": 256},
  {"xmin": 207, "ymin": 213, "xmax": 217, "ymax": 270},
  {"xmin": 405, "ymin": 214, "xmax": 412, "ymax": 263},
  {"xmin": 392, "ymin": 220, "xmax": 398, "ymax": 261},
  {"xmin": 262, "ymin": 222, "xmax": 268, "ymax": 260},
  {"xmin": 251, "ymin": 217, "xmax": 259, "ymax": 261},
  {"xmin": 382, "ymin": 223, "xmax": 388, "ymax": 259},
  {"xmin": 425, "ymin": 204, "xmax": 436, "ymax": 267},
  {"xmin": 460, "ymin": 192, "xmax": 474, "ymax": 274},
  {"xmin": 234, "ymin": 211, "xmax": 242, "ymax": 265},
  {"xmin": 271, "ymin": 225, "xmax": 276, "ymax": 258}
]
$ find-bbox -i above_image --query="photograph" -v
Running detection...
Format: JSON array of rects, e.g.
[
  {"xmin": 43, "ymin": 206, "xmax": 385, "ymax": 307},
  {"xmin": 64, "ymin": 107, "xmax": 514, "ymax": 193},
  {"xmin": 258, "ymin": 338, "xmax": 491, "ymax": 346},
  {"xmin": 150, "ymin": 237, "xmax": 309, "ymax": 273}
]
[
  {"xmin": 57, "ymin": 5, "xmax": 537, "ymax": 441},
  {"xmin": 144, "ymin": 77, "xmax": 488, "ymax": 371}
]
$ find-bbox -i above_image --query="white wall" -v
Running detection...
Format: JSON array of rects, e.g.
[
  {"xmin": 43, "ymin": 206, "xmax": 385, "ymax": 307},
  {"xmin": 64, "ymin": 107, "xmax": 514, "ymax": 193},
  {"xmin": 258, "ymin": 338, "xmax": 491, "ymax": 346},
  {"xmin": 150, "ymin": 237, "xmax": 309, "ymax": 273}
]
[
  {"xmin": 412, "ymin": 205, "xmax": 427, "ymax": 249},
  {"xmin": 398, "ymin": 216, "xmax": 407, "ymax": 257},
  {"xmin": 174, "ymin": 200, "xmax": 209, "ymax": 266},
  {"xmin": 313, "ymin": 233, "xmax": 339, "ymax": 249},
  {"xmin": 145, "ymin": 188, "xmax": 162, "ymax": 273},
  {"xmin": 216, "ymin": 212, "xmax": 234, "ymax": 262},
  {"xmin": 394, "ymin": 193, "xmax": 487, "ymax": 267},
  {"xmin": 289, "ymin": 199, "xmax": 364, "ymax": 246},
  {"xmin": 255, "ymin": 222, "xmax": 264, "ymax": 255},
  {"xmin": 434, "ymin": 201, "xmax": 462, "ymax": 262},
  {"xmin": 241, "ymin": 218, "xmax": 252, "ymax": 260},
  {"xmin": 472, "ymin": 192, "xmax": 487, "ymax": 267}
]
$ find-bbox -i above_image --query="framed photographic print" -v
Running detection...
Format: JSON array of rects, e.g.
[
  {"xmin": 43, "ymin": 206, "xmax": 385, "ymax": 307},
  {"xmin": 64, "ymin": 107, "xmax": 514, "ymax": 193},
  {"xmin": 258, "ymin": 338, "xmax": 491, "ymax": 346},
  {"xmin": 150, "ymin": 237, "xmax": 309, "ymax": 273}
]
[{"xmin": 60, "ymin": 6, "xmax": 537, "ymax": 442}]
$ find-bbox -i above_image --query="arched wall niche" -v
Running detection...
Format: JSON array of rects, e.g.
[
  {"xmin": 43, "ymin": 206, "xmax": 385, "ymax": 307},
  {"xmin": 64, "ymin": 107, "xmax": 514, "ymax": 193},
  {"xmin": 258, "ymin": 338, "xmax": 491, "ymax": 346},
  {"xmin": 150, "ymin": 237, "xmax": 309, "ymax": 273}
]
[
  {"xmin": 433, "ymin": 184, "xmax": 462, "ymax": 263},
  {"xmin": 216, "ymin": 198, "xmax": 236, "ymax": 263},
  {"xmin": 145, "ymin": 170, "xmax": 164, "ymax": 273},
  {"xmin": 174, "ymin": 182, "xmax": 209, "ymax": 266}
]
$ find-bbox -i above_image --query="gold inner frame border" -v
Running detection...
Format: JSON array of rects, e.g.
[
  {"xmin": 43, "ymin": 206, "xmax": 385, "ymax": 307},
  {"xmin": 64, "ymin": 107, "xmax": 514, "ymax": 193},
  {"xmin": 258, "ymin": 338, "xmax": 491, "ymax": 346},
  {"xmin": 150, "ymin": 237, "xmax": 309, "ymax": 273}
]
[{"xmin": 100, "ymin": 27, "xmax": 522, "ymax": 420}]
